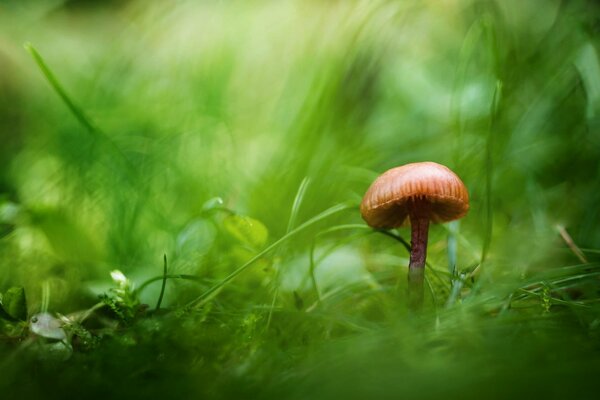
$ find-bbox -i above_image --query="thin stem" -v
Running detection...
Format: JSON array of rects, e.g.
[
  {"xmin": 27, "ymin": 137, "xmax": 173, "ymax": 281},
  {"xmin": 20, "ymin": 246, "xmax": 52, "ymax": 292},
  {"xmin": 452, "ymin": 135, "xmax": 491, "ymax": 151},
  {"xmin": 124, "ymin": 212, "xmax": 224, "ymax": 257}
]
[
  {"xmin": 155, "ymin": 254, "xmax": 168, "ymax": 312},
  {"xmin": 408, "ymin": 214, "xmax": 429, "ymax": 309}
]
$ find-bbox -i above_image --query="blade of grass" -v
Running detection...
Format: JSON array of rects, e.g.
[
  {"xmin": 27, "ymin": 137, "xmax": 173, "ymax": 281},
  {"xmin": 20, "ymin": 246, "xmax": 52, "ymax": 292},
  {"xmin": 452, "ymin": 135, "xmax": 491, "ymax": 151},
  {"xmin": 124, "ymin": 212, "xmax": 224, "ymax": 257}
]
[
  {"xmin": 424, "ymin": 273, "xmax": 437, "ymax": 309},
  {"xmin": 556, "ymin": 225, "xmax": 588, "ymax": 264},
  {"xmin": 155, "ymin": 254, "xmax": 168, "ymax": 311},
  {"xmin": 465, "ymin": 80, "xmax": 502, "ymax": 279},
  {"xmin": 24, "ymin": 43, "xmax": 96, "ymax": 134},
  {"xmin": 266, "ymin": 177, "xmax": 312, "ymax": 331},
  {"xmin": 581, "ymin": 248, "xmax": 600, "ymax": 254},
  {"xmin": 135, "ymin": 274, "xmax": 206, "ymax": 294},
  {"xmin": 447, "ymin": 220, "xmax": 459, "ymax": 276},
  {"xmin": 309, "ymin": 225, "xmax": 373, "ymax": 301},
  {"xmin": 41, "ymin": 280, "xmax": 50, "ymax": 313},
  {"xmin": 451, "ymin": 17, "xmax": 485, "ymax": 166},
  {"xmin": 24, "ymin": 42, "xmax": 134, "ymax": 177},
  {"xmin": 186, "ymin": 203, "xmax": 352, "ymax": 309},
  {"xmin": 481, "ymin": 79, "xmax": 502, "ymax": 265},
  {"xmin": 377, "ymin": 229, "xmax": 411, "ymax": 253},
  {"xmin": 287, "ymin": 177, "xmax": 311, "ymax": 233},
  {"xmin": 308, "ymin": 226, "xmax": 410, "ymax": 303}
]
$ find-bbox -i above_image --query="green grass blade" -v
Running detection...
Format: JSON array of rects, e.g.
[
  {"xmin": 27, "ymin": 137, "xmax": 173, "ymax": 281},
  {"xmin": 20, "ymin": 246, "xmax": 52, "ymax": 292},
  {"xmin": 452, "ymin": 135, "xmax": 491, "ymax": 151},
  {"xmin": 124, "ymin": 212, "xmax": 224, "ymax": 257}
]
[
  {"xmin": 309, "ymin": 224, "xmax": 373, "ymax": 301},
  {"xmin": 24, "ymin": 42, "xmax": 97, "ymax": 134},
  {"xmin": 155, "ymin": 254, "xmax": 168, "ymax": 311},
  {"xmin": 135, "ymin": 274, "xmax": 205, "ymax": 295},
  {"xmin": 287, "ymin": 177, "xmax": 311, "ymax": 233},
  {"xmin": 186, "ymin": 203, "xmax": 352, "ymax": 309},
  {"xmin": 24, "ymin": 42, "xmax": 134, "ymax": 176},
  {"xmin": 480, "ymin": 80, "xmax": 502, "ymax": 265}
]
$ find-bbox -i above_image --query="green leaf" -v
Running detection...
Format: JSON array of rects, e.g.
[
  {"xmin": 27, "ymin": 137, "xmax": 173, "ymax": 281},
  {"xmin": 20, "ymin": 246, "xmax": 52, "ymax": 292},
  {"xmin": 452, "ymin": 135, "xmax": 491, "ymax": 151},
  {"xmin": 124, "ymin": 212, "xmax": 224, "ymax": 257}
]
[
  {"xmin": 0, "ymin": 299, "xmax": 13, "ymax": 321},
  {"xmin": 0, "ymin": 287, "xmax": 28, "ymax": 321},
  {"xmin": 223, "ymin": 215, "xmax": 268, "ymax": 250}
]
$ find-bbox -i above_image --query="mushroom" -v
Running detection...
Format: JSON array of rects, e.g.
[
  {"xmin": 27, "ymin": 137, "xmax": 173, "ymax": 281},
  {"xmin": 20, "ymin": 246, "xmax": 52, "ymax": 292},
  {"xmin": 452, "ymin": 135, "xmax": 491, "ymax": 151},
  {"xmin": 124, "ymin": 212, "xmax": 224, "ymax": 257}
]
[{"xmin": 360, "ymin": 161, "xmax": 469, "ymax": 308}]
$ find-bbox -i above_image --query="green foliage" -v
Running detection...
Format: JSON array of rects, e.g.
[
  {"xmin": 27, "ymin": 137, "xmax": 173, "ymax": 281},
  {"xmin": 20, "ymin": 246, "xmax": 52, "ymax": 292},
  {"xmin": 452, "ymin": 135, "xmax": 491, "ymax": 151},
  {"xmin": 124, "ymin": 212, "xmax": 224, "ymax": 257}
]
[
  {"xmin": 0, "ymin": 0, "xmax": 600, "ymax": 398},
  {"xmin": 0, "ymin": 287, "xmax": 27, "ymax": 322},
  {"xmin": 99, "ymin": 270, "xmax": 142, "ymax": 323},
  {"xmin": 63, "ymin": 321, "xmax": 100, "ymax": 352},
  {"xmin": 223, "ymin": 215, "xmax": 269, "ymax": 250}
]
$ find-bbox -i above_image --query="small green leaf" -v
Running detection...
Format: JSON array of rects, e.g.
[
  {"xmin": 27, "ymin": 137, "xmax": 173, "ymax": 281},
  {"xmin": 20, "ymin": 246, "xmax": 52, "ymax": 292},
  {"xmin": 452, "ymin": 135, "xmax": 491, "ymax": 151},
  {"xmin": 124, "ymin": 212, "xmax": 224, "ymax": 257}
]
[
  {"xmin": 0, "ymin": 297, "xmax": 14, "ymax": 321},
  {"xmin": 223, "ymin": 215, "xmax": 268, "ymax": 249},
  {"xmin": 1, "ymin": 287, "xmax": 28, "ymax": 321}
]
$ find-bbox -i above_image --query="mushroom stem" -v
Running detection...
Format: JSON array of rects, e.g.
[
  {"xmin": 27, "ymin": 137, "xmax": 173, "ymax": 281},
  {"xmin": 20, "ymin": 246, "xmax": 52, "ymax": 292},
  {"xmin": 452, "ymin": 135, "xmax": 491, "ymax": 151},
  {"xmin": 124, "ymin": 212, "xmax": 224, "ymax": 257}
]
[{"xmin": 408, "ymin": 214, "xmax": 429, "ymax": 309}]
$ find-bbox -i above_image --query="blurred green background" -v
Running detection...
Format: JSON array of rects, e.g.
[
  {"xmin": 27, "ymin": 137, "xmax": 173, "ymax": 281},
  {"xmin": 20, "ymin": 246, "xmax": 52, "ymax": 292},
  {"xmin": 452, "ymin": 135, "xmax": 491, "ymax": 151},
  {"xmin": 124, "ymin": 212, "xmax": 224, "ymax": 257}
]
[{"xmin": 1, "ymin": 0, "xmax": 600, "ymax": 398}]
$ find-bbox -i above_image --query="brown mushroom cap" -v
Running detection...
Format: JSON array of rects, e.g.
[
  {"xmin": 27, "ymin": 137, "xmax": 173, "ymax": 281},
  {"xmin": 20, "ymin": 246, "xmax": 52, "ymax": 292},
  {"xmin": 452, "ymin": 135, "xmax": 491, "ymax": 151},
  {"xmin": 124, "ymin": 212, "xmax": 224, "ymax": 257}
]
[{"xmin": 360, "ymin": 162, "xmax": 469, "ymax": 229}]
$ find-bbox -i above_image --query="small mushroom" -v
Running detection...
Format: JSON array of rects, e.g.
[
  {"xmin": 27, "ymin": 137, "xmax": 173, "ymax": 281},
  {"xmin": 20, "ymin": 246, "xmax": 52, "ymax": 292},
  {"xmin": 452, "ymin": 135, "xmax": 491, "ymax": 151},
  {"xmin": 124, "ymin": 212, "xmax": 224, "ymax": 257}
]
[{"xmin": 360, "ymin": 161, "xmax": 469, "ymax": 308}]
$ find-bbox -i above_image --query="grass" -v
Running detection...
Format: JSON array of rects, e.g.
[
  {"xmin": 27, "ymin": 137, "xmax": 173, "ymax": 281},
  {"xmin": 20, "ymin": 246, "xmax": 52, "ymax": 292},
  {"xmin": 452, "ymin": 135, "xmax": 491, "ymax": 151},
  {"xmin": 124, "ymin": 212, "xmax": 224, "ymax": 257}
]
[{"xmin": 1, "ymin": 0, "xmax": 600, "ymax": 398}]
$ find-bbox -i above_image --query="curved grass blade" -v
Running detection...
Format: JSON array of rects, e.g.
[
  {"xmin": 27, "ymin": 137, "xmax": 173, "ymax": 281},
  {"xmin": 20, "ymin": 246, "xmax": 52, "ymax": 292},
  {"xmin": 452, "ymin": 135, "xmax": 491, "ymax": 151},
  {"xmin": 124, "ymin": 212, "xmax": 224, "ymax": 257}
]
[
  {"xmin": 266, "ymin": 177, "xmax": 312, "ymax": 331},
  {"xmin": 24, "ymin": 42, "xmax": 134, "ymax": 178},
  {"xmin": 307, "ymin": 225, "xmax": 410, "ymax": 301},
  {"xmin": 155, "ymin": 254, "xmax": 168, "ymax": 311},
  {"xmin": 480, "ymin": 80, "xmax": 502, "ymax": 266},
  {"xmin": 287, "ymin": 177, "xmax": 311, "ymax": 233},
  {"xmin": 135, "ymin": 274, "xmax": 205, "ymax": 295},
  {"xmin": 376, "ymin": 229, "xmax": 411, "ymax": 253},
  {"xmin": 309, "ymin": 224, "xmax": 372, "ymax": 301},
  {"xmin": 556, "ymin": 225, "xmax": 588, "ymax": 264},
  {"xmin": 186, "ymin": 203, "xmax": 352, "ymax": 309},
  {"xmin": 24, "ymin": 43, "xmax": 96, "ymax": 134}
]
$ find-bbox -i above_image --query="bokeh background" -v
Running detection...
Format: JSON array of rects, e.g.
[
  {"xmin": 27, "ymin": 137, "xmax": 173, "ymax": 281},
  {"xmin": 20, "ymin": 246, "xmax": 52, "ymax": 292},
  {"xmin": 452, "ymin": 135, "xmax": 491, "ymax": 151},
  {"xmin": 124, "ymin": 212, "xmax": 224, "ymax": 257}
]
[{"xmin": 1, "ymin": 0, "xmax": 600, "ymax": 398}]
